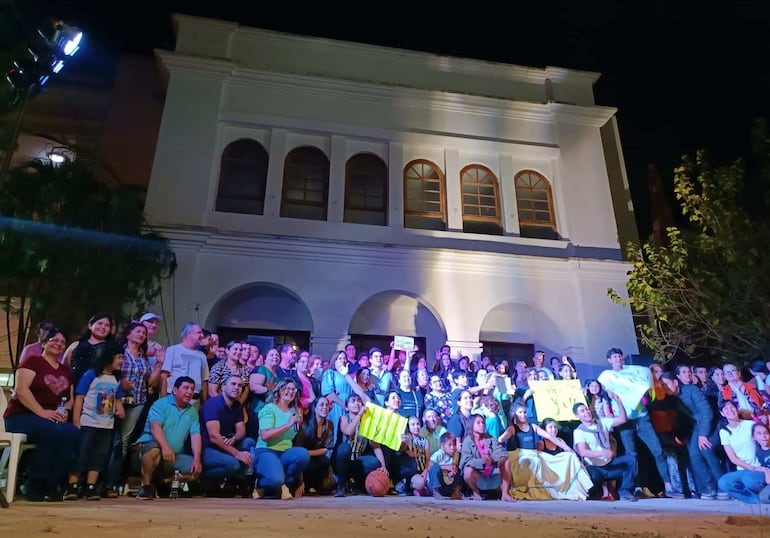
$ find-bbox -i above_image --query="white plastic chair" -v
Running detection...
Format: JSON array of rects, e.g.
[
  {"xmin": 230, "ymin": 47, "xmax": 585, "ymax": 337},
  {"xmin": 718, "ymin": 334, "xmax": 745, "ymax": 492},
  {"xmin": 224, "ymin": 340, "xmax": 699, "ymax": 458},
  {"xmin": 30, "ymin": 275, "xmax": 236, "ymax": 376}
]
[{"xmin": 0, "ymin": 388, "xmax": 35, "ymax": 503}]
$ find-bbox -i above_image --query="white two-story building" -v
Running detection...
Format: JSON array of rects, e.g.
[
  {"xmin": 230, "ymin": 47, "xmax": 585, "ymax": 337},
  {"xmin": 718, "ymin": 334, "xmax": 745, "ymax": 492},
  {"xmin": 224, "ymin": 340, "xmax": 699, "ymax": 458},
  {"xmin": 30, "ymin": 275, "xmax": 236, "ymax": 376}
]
[{"xmin": 144, "ymin": 14, "xmax": 639, "ymax": 374}]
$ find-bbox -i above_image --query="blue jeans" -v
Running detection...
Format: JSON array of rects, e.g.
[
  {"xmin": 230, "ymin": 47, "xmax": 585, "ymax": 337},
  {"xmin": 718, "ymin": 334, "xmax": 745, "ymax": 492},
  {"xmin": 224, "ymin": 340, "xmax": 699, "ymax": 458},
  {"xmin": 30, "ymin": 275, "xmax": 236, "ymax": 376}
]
[
  {"xmin": 585, "ymin": 454, "xmax": 637, "ymax": 495},
  {"xmin": 333, "ymin": 441, "xmax": 381, "ymax": 487},
  {"xmin": 202, "ymin": 438, "xmax": 256, "ymax": 480},
  {"xmin": 428, "ymin": 462, "xmax": 461, "ymax": 496},
  {"xmin": 252, "ymin": 447, "xmax": 309, "ymax": 490},
  {"xmin": 619, "ymin": 415, "xmax": 671, "ymax": 484},
  {"xmin": 5, "ymin": 412, "xmax": 80, "ymax": 488},
  {"xmin": 718, "ymin": 470, "xmax": 767, "ymax": 504},
  {"xmin": 686, "ymin": 432, "xmax": 723, "ymax": 494}
]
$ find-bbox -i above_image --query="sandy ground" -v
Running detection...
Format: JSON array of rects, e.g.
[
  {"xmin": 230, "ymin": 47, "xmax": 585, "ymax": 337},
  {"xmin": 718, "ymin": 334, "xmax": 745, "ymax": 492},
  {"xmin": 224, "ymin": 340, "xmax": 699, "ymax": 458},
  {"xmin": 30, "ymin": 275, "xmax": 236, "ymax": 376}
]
[{"xmin": 2, "ymin": 496, "xmax": 770, "ymax": 538}]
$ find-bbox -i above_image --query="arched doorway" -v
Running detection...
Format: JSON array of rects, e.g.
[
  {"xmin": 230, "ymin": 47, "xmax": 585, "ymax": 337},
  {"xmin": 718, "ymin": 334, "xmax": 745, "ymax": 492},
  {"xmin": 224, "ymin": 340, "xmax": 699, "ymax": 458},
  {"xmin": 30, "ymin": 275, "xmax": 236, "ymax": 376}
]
[
  {"xmin": 348, "ymin": 291, "xmax": 446, "ymax": 362},
  {"xmin": 206, "ymin": 282, "xmax": 314, "ymax": 350}
]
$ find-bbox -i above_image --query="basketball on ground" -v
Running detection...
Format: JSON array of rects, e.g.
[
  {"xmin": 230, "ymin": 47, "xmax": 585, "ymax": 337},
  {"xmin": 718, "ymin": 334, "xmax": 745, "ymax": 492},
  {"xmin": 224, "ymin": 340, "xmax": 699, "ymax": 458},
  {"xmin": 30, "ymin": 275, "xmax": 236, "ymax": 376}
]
[{"xmin": 365, "ymin": 470, "xmax": 391, "ymax": 497}]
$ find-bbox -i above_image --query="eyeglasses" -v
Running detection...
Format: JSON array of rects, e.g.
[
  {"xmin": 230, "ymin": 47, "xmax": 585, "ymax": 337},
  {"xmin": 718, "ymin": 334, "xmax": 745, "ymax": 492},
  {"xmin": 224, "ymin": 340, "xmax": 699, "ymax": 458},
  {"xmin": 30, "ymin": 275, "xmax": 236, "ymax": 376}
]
[
  {"xmin": 280, "ymin": 386, "xmax": 298, "ymax": 393},
  {"xmin": 47, "ymin": 338, "xmax": 66, "ymax": 345}
]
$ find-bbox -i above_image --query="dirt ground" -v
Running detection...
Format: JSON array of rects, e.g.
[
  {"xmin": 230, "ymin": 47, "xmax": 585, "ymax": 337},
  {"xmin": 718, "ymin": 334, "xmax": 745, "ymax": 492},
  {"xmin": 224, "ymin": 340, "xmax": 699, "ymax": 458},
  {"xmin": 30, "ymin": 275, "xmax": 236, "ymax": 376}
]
[{"xmin": 2, "ymin": 496, "xmax": 770, "ymax": 538}]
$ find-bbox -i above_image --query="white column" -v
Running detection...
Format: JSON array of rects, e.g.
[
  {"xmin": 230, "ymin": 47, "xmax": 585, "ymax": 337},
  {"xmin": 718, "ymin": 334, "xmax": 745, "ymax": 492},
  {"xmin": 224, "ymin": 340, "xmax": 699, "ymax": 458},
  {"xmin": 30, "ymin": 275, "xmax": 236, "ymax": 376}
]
[
  {"xmin": 263, "ymin": 128, "xmax": 287, "ymax": 217},
  {"xmin": 444, "ymin": 340, "xmax": 484, "ymax": 361},
  {"xmin": 327, "ymin": 134, "xmax": 347, "ymax": 223},
  {"xmin": 388, "ymin": 142, "xmax": 404, "ymax": 228},
  {"xmin": 498, "ymin": 153, "xmax": 520, "ymax": 235},
  {"xmin": 444, "ymin": 148, "xmax": 462, "ymax": 231}
]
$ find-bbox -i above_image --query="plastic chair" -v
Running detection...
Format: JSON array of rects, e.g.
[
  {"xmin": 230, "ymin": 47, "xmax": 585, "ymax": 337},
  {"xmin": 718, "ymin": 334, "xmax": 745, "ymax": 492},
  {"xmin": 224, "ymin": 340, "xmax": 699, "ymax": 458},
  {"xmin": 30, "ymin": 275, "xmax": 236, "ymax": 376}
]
[{"xmin": 0, "ymin": 388, "xmax": 35, "ymax": 503}]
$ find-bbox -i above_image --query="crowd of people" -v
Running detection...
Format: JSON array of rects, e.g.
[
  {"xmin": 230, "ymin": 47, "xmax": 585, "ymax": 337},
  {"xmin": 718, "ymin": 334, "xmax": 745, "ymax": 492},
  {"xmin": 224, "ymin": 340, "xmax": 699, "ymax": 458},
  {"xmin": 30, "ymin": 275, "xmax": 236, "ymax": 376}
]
[{"xmin": 3, "ymin": 312, "xmax": 770, "ymax": 506}]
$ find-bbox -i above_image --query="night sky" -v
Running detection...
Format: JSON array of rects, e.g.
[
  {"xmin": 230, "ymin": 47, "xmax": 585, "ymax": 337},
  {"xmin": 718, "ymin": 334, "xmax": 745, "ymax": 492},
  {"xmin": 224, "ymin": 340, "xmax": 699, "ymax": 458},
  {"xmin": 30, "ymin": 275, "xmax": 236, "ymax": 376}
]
[{"xmin": 15, "ymin": 1, "xmax": 770, "ymax": 236}]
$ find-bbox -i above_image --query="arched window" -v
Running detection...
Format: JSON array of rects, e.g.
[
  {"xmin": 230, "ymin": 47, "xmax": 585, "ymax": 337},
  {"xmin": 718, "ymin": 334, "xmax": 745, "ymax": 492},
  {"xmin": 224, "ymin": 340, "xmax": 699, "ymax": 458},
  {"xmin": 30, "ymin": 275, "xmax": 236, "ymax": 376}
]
[
  {"xmin": 344, "ymin": 153, "xmax": 388, "ymax": 225},
  {"xmin": 215, "ymin": 139, "xmax": 268, "ymax": 214},
  {"xmin": 281, "ymin": 146, "xmax": 330, "ymax": 221},
  {"xmin": 514, "ymin": 170, "xmax": 557, "ymax": 239},
  {"xmin": 460, "ymin": 164, "xmax": 502, "ymax": 235},
  {"xmin": 403, "ymin": 159, "xmax": 446, "ymax": 231}
]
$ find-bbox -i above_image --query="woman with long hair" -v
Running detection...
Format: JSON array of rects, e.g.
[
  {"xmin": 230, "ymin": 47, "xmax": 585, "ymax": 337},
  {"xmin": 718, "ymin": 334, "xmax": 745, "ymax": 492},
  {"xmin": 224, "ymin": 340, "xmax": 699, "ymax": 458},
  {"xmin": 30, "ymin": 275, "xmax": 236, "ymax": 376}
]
[
  {"xmin": 66, "ymin": 313, "xmax": 114, "ymax": 387},
  {"xmin": 105, "ymin": 321, "xmax": 161, "ymax": 496},
  {"xmin": 295, "ymin": 396, "xmax": 335, "ymax": 494},
  {"xmin": 252, "ymin": 378, "xmax": 310, "ymax": 499},
  {"xmin": 498, "ymin": 403, "xmax": 592, "ymax": 500},
  {"xmin": 459, "ymin": 414, "xmax": 514, "ymax": 501},
  {"xmin": 321, "ymin": 351, "xmax": 353, "ymax": 446},
  {"xmin": 247, "ymin": 347, "xmax": 280, "ymax": 438}
]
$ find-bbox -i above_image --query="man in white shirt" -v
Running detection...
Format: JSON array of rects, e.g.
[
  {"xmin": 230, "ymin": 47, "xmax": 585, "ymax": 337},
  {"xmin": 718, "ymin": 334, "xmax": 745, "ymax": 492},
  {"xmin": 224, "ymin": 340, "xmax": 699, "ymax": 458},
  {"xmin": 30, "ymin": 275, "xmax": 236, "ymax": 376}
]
[
  {"xmin": 572, "ymin": 389, "xmax": 637, "ymax": 502},
  {"xmin": 160, "ymin": 322, "xmax": 209, "ymax": 409}
]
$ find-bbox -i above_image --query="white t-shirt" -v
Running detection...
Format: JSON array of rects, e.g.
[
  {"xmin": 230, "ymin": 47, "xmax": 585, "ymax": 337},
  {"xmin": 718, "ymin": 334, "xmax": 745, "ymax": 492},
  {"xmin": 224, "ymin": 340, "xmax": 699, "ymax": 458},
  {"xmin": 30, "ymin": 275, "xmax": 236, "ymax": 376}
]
[
  {"xmin": 719, "ymin": 419, "xmax": 759, "ymax": 466},
  {"xmin": 573, "ymin": 417, "xmax": 616, "ymax": 466},
  {"xmin": 161, "ymin": 344, "xmax": 209, "ymax": 394}
]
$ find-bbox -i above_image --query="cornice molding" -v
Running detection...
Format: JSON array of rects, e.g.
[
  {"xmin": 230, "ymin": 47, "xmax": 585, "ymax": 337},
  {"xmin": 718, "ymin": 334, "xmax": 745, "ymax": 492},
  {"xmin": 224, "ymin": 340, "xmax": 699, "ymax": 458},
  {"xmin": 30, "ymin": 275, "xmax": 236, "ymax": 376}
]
[{"xmin": 153, "ymin": 225, "xmax": 630, "ymax": 281}]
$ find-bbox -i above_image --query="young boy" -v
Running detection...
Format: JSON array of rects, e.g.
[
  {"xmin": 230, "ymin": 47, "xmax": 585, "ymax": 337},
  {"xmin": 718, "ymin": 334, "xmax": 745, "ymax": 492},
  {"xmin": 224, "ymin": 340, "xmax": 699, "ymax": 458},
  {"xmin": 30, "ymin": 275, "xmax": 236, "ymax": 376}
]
[
  {"xmin": 427, "ymin": 431, "xmax": 462, "ymax": 499},
  {"xmin": 64, "ymin": 341, "xmax": 125, "ymax": 500}
]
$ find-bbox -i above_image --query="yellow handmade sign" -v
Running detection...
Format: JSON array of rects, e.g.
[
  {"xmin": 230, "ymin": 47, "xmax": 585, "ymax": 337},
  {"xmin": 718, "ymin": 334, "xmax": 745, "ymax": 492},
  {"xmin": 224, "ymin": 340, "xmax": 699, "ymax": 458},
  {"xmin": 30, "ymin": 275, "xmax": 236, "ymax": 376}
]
[
  {"xmin": 358, "ymin": 402, "xmax": 408, "ymax": 451},
  {"xmin": 529, "ymin": 379, "xmax": 587, "ymax": 421}
]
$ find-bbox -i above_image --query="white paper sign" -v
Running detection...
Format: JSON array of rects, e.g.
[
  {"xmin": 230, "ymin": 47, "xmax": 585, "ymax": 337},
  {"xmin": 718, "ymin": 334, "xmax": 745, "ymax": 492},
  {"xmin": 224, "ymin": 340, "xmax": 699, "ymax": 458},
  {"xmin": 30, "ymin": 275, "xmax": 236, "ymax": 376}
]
[
  {"xmin": 597, "ymin": 365, "xmax": 652, "ymax": 417},
  {"xmin": 393, "ymin": 335, "xmax": 414, "ymax": 352}
]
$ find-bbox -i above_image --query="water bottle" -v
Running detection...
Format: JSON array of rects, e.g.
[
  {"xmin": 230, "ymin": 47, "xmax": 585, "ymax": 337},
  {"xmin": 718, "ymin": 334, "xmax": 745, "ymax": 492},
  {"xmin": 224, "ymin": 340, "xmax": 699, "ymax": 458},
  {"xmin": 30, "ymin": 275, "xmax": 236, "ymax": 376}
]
[
  {"xmin": 170, "ymin": 470, "xmax": 180, "ymax": 499},
  {"xmin": 56, "ymin": 397, "xmax": 68, "ymax": 416}
]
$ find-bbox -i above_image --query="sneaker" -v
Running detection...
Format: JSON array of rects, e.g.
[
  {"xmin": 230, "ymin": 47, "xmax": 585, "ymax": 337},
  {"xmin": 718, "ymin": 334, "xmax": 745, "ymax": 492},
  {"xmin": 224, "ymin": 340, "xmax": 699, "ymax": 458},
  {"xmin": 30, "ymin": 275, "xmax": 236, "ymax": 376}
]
[
  {"xmin": 663, "ymin": 488, "xmax": 685, "ymax": 499},
  {"xmin": 699, "ymin": 491, "xmax": 716, "ymax": 501},
  {"xmin": 716, "ymin": 491, "xmax": 731, "ymax": 501},
  {"xmin": 759, "ymin": 485, "xmax": 770, "ymax": 504},
  {"xmin": 63, "ymin": 483, "xmax": 79, "ymax": 501},
  {"xmin": 280, "ymin": 484, "xmax": 293, "ymax": 500},
  {"xmin": 137, "ymin": 485, "xmax": 155, "ymax": 500},
  {"xmin": 619, "ymin": 491, "xmax": 639, "ymax": 502},
  {"xmin": 252, "ymin": 487, "xmax": 264, "ymax": 500},
  {"xmin": 334, "ymin": 485, "xmax": 346, "ymax": 498},
  {"xmin": 84, "ymin": 484, "xmax": 100, "ymax": 501}
]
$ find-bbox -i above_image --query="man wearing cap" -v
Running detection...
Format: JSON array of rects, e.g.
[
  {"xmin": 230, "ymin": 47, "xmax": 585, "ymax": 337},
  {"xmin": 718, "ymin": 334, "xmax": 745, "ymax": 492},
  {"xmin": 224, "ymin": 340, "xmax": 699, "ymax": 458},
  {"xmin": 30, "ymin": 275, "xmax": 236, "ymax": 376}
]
[
  {"xmin": 139, "ymin": 313, "xmax": 165, "ymax": 371},
  {"xmin": 160, "ymin": 322, "xmax": 209, "ymax": 410}
]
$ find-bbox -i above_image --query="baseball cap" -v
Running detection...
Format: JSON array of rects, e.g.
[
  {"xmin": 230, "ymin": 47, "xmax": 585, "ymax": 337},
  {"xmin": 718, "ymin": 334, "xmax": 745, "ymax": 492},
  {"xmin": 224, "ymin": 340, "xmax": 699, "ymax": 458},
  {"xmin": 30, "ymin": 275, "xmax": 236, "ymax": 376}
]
[{"xmin": 139, "ymin": 312, "xmax": 162, "ymax": 323}]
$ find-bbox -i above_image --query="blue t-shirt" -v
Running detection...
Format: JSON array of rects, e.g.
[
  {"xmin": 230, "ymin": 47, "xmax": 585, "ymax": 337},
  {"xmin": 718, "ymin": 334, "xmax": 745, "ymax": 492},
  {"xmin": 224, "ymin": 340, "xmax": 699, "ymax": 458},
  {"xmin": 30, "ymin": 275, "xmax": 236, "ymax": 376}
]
[
  {"xmin": 756, "ymin": 445, "xmax": 770, "ymax": 468},
  {"xmin": 135, "ymin": 395, "xmax": 201, "ymax": 454},
  {"xmin": 75, "ymin": 369, "xmax": 124, "ymax": 429},
  {"xmin": 200, "ymin": 394, "xmax": 244, "ymax": 448}
]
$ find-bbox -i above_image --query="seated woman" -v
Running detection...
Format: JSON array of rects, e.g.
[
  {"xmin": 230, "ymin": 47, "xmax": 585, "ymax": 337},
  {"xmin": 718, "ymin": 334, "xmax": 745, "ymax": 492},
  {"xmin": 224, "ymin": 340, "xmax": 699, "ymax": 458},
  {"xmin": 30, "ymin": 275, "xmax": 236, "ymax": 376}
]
[
  {"xmin": 460, "ymin": 414, "xmax": 514, "ymax": 501},
  {"xmin": 499, "ymin": 404, "xmax": 592, "ymax": 500},
  {"xmin": 253, "ymin": 378, "xmax": 310, "ymax": 499},
  {"xmin": 332, "ymin": 394, "xmax": 388, "ymax": 497},
  {"xmin": 3, "ymin": 327, "xmax": 80, "ymax": 501},
  {"xmin": 294, "ymin": 396, "xmax": 335, "ymax": 494},
  {"xmin": 380, "ymin": 391, "xmax": 417, "ymax": 495}
]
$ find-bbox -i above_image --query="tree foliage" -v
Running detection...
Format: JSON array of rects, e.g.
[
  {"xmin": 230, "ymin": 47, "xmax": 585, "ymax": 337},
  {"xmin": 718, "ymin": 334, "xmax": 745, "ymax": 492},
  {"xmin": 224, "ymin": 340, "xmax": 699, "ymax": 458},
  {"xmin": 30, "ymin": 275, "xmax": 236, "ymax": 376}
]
[
  {"xmin": 0, "ymin": 159, "xmax": 175, "ymax": 371},
  {"xmin": 609, "ymin": 121, "xmax": 770, "ymax": 364}
]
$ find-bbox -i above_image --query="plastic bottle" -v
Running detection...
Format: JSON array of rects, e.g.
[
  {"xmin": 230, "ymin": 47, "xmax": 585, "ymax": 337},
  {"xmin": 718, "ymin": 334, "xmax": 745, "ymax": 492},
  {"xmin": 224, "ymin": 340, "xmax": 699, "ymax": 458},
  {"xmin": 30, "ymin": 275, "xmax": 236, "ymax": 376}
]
[
  {"xmin": 170, "ymin": 470, "xmax": 180, "ymax": 499},
  {"xmin": 56, "ymin": 396, "xmax": 67, "ymax": 415}
]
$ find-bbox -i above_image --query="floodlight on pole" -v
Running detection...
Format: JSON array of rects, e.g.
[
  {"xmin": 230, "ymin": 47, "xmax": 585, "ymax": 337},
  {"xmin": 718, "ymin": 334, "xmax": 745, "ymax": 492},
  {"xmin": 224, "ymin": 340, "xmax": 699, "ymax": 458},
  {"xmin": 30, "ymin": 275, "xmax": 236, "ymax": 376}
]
[{"xmin": 0, "ymin": 19, "xmax": 85, "ymax": 184}]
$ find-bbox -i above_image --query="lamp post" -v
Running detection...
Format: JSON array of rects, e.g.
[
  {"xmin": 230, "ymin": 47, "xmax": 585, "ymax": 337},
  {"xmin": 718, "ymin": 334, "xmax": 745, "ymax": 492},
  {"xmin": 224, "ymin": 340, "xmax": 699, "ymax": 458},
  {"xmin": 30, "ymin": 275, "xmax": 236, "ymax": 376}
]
[{"xmin": 0, "ymin": 20, "xmax": 83, "ymax": 183}]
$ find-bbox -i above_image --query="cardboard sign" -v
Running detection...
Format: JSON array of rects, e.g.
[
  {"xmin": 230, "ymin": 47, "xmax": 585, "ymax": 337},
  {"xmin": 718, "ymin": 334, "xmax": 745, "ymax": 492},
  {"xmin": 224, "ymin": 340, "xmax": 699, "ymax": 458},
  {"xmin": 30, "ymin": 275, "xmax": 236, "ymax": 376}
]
[
  {"xmin": 597, "ymin": 365, "xmax": 652, "ymax": 417},
  {"xmin": 529, "ymin": 379, "xmax": 587, "ymax": 421},
  {"xmin": 393, "ymin": 335, "xmax": 414, "ymax": 352},
  {"xmin": 358, "ymin": 402, "xmax": 408, "ymax": 451}
]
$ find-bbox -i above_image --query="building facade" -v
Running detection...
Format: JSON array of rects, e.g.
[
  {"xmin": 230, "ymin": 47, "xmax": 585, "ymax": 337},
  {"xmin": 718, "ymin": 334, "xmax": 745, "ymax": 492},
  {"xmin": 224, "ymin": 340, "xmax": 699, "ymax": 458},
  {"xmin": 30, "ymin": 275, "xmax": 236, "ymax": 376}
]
[{"xmin": 144, "ymin": 14, "xmax": 639, "ymax": 374}]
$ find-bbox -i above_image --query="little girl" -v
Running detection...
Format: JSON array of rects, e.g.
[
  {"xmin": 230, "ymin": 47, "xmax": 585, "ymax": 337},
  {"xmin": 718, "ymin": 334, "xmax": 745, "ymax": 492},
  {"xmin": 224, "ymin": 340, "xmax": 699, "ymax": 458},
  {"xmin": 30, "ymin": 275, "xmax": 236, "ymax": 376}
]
[
  {"xmin": 402, "ymin": 416, "xmax": 430, "ymax": 496},
  {"xmin": 64, "ymin": 341, "xmax": 125, "ymax": 500}
]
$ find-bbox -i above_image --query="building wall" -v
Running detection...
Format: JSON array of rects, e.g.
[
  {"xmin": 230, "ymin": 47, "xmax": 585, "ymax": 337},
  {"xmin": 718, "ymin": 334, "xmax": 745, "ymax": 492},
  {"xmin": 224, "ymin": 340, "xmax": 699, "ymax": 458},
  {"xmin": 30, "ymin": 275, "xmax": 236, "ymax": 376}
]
[{"xmin": 144, "ymin": 15, "xmax": 639, "ymax": 376}]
